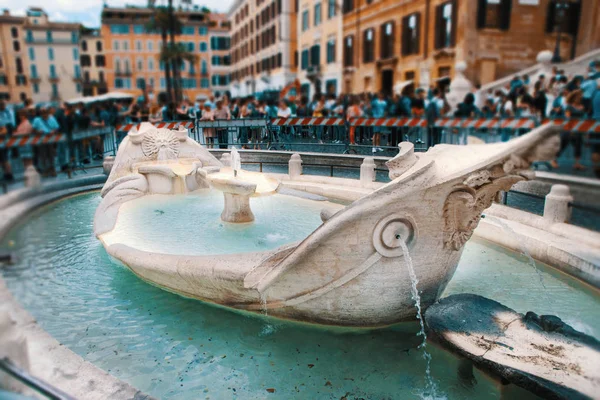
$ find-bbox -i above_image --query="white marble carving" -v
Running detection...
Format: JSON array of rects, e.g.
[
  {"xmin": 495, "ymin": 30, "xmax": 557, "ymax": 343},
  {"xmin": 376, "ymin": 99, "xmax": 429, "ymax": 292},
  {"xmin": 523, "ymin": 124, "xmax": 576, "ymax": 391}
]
[{"xmin": 96, "ymin": 123, "xmax": 561, "ymax": 327}]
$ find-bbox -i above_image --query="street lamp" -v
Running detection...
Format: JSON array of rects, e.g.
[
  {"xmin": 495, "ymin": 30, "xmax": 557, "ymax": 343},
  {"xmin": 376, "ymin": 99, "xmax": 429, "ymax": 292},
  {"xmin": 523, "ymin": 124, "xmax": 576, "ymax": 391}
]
[{"xmin": 551, "ymin": 0, "xmax": 569, "ymax": 63}]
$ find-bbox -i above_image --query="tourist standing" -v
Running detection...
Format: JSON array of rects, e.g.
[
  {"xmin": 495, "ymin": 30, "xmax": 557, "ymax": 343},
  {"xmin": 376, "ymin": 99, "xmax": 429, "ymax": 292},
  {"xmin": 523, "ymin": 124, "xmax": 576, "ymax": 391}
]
[
  {"xmin": 214, "ymin": 100, "xmax": 231, "ymax": 149},
  {"xmin": 200, "ymin": 104, "xmax": 215, "ymax": 148},
  {"xmin": 32, "ymin": 107, "xmax": 60, "ymax": 177},
  {"xmin": 371, "ymin": 93, "xmax": 387, "ymax": 152}
]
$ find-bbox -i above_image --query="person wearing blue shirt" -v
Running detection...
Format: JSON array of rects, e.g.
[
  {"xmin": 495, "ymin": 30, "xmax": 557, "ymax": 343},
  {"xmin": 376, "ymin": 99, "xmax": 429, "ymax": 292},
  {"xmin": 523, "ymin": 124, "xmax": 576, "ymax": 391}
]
[
  {"xmin": 581, "ymin": 74, "xmax": 599, "ymax": 115},
  {"xmin": 371, "ymin": 93, "xmax": 387, "ymax": 153},
  {"xmin": 0, "ymin": 100, "xmax": 15, "ymax": 181},
  {"xmin": 32, "ymin": 107, "xmax": 60, "ymax": 177}
]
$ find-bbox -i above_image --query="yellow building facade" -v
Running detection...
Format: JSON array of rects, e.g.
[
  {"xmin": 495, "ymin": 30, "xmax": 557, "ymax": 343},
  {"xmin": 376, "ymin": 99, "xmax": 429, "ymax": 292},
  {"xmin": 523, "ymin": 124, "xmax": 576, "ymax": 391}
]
[{"xmin": 0, "ymin": 10, "xmax": 32, "ymax": 103}]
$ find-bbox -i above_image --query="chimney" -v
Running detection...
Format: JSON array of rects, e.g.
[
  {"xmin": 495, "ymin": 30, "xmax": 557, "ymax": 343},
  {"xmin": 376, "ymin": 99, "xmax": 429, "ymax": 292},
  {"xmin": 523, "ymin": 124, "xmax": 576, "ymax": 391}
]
[{"xmin": 3, "ymin": 9, "xmax": 10, "ymax": 16}]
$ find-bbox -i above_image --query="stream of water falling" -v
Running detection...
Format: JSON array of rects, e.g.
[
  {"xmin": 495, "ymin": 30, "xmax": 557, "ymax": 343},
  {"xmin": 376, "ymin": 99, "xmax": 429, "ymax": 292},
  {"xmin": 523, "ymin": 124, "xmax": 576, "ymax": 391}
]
[
  {"xmin": 258, "ymin": 290, "xmax": 276, "ymax": 335},
  {"xmin": 398, "ymin": 239, "xmax": 439, "ymax": 398}
]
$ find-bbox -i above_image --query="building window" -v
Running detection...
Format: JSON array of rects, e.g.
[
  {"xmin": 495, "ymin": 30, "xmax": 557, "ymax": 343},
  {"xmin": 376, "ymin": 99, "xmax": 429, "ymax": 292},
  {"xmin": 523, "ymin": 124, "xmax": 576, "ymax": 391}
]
[
  {"xmin": 200, "ymin": 42, "xmax": 208, "ymax": 52},
  {"xmin": 434, "ymin": 1, "xmax": 456, "ymax": 49},
  {"xmin": 15, "ymin": 75, "xmax": 27, "ymax": 85},
  {"xmin": 210, "ymin": 37, "xmax": 230, "ymax": 50},
  {"xmin": 71, "ymin": 32, "xmax": 78, "ymax": 43},
  {"xmin": 136, "ymin": 77, "xmax": 145, "ymax": 89},
  {"xmin": 381, "ymin": 21, "xmax": 395, "ymax": 59},
  {"xmin": 148, "ymin": 59, "xmax": 154, "ymax": 71},
  {"xmin": 73, "ymin": 48, "xmax": 79, "ymax": 60},
  {"xmin": 302, "ymin": 10, "xmax": 309, "ymax": 31},
  {"xmin": 81, "ymin": 40, "xmax": 88, "ymax": 52},
  {"xmin": 46, "ymin": 31, "xmax": 52, "ymax": 42},
  {"xmin": 362, "ymin": 29, "xmax": 375, "ymax": 63},
  {"xmin": 477, "ymin": 0, "xmax": 512, "ymax": 30},
  {"xmin": 301, "ymin": 48, "xmax": 309, "ymax": 70},
  {"xmin": 201, "ymin": 60, "xmax": 207, "ymax": 74},
  {"xmin": 95, "ymin": 55, "xmax": 105, "ymax": 67},
  {"xmin": 136, "ymin": 58, "xmax": 143, "ymax": 71},
  {"xmin": 110, "ymin": 24, "xmax": 130, "ymax": 34},
  {"xmin": 310, "ymin": 44, "xmax": 320, "ymax": 66},
  {"xmin": 187, "ymin": 42, "xmax": 195, "ymax": 52},
  {"xmin": 51, "ymin": 83, "xmax": 58, "ymax": 97},
  {"xmin": 80, "ymin": 55, "xmax": 91, "ymax": 66},
  {"xmin": 124, "ymin": 59, "xmax": 130, "ymax": 73},
  {"xmin": 96, "ymin": 41, "xmax": 102, "ymax": 52},
  {"xmin": 48, "ymin": 48, "xmax": 54, "ymax": 61},
  {"xmin": 199, "ymin": 26, "xmax": 208, "ymax": 35},
  {"xmin": 26, "ymin": 30, "xmax": 33, "ymax": 42},
  {"xmin": 326, "ymin": 39, "xmax": 336, "ymax": 63},
  {"xmin": 33, "ymin": 83, "xmax": 39, "ymax": 93},
  {"xmin": 314, "ymin": 3, "xmax": 322, "ymax": 26},
  {"xmin": 11, "ymin": 27, "xmax": 18, "ymax": 38},
  {"xmin": 30, "ymin": 64, "xmax": 37, "ymax": 78},
  {"xmin": 136, "ymin": 40, "xmax": 142, "ymax": 51},
  {"xmin": 328, "ymin": 0, "xmax": 337, "ymax": 18},
  {"xmin": 147, "ymin": 40, "xmax": 153, "ymax": 51},
  {"xmin": 15, "ymin": 57, "xmax": 23, "ymax": 74},
  {"xmin": 342, "ymin": 0, "xmax": 354, "ymax": 13},
  {"xmin": 133, "ymin": 25, "xmax": 145, "ymax": 34},
  {"xmin": 200, "ymin": 78, "xmax": 209, "ymax": 88},
  {"xmin": 123, "ymin": 41, "xmax": 129, "ymax": 51},
  {"xmin": 545, "ymin": 0, "xmax": 580, "ymax": 35},
  {"xmin": 113, "ymin": 40, "xmax": 119, "ymax": 51},
  {"xmin": 115, "ymin": 58, "xmax": 121, "ymax": 73},
  {"xmin": 344, "ymin": 35, "xmax": 354, "ymax": 67},
  {"xmin": 13, "ymin": 41, "xmax": 20, "ymax": 52},
  {"xmin": 182, "ymin": 26, "xmax": 195, "ymax": 35},
  {"xmin": 49, "ymin": 64, "xmax": 56, "ymax": 77},
  {"xmin": 74, "ymin": 65, "xmax": 81, "ymax": 78},
  {"xmin": 402, "ymin": 13, "xmax": 420, "ymax": 56}
]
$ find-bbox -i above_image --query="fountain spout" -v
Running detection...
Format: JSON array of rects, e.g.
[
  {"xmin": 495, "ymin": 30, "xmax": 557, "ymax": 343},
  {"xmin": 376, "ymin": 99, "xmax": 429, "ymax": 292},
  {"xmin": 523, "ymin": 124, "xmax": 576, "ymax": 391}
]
[{"xmin": 231, "ymin": 147, "xmax": 242, "ymax": 177}]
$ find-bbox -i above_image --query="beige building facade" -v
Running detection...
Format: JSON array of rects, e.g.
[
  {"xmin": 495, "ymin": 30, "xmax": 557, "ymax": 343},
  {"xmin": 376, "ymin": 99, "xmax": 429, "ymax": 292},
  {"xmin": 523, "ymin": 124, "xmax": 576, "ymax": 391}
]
[
  {"xmin": 297, "ymin": 0, "xmax": 344, "ymax": 99},
  {"xmin": 24, "ymin": 7, "xmax": 81, "ymax": 103},
  {"xmin": 0, "ymin": 10, "xmax": 32, "ymax": 103},
  {"xmin": 228, "ymin": 0, "xmax": 297, "ymax": 98}
]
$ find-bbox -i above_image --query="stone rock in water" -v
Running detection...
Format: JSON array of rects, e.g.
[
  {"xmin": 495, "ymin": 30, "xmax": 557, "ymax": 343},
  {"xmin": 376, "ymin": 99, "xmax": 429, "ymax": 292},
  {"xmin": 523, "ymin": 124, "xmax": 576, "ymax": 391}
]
[{"xmin": 425, "ymin": 294, "xmax": 600, "ymax": 400}]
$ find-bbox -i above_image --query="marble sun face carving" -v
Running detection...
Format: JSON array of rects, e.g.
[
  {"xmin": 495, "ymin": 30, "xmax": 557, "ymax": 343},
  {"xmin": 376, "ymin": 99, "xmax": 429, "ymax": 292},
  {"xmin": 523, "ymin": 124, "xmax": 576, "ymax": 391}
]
[{"xmin": 142, "ymin": 128, "xmax": 180, "ymax": 161}]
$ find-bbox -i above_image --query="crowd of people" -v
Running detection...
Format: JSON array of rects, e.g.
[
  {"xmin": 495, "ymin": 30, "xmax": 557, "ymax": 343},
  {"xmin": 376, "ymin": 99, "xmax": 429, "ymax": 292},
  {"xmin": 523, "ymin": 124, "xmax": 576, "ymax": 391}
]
[{"xmin": 1, "ymin": 61, "xmax": 599, "ymax": 182}]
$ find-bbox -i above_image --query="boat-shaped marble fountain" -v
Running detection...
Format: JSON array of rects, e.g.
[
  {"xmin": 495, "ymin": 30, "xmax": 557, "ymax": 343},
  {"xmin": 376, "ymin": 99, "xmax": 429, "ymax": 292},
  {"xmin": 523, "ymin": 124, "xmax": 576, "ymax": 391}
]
[{"xmin": 95, "ymin": 122, "xmax": 560, "ymax": 327}]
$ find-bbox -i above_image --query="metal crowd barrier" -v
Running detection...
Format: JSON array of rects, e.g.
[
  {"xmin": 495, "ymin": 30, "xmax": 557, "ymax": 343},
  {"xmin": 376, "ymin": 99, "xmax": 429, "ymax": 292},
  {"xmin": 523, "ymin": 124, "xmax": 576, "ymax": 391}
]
[
  {"xmin": 1, "ymin": 126, "xmax": 115, "ymax": 183},
  {"xmin": 112, "ymin": 116, "xmax": 600, "ymax": 157}
]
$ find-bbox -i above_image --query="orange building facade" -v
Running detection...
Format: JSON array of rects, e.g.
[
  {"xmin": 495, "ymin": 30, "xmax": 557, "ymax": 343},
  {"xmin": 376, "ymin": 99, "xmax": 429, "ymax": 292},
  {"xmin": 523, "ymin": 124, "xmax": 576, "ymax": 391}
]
[
  {"xmin": 341, "ymin": 0, "xmax": 599, "ymax": 95},
  {"xmin": 101, "ymin": 7, "xmax": 231, "ymax": 102}
]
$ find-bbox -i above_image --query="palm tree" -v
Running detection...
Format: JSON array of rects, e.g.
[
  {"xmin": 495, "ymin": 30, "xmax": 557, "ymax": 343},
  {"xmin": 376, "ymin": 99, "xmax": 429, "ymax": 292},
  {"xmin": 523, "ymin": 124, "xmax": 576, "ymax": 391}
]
[
  {"xmin": 146, "ymin": 7, "xmax": 174, "ymax": 103},
  {"xmin": 159, "ymin": 43, "xmax": 198, "ymax": 96}
]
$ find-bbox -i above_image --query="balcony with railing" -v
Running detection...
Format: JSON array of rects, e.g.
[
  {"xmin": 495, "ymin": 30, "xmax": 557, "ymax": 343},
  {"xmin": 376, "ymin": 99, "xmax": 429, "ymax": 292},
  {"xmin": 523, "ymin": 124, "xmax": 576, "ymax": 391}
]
[
  {"xmin": 48, "ymin": 75, "xmax": 60, "ymax": 83},
  {"xmin": 115, "ymin": 70, "xmax": 132, "ymax": 77}
]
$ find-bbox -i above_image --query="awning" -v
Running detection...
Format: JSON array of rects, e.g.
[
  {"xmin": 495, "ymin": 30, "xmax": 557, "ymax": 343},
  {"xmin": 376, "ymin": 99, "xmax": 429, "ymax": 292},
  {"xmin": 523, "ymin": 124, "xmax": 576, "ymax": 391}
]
[
  {"xmin": 393, "ymin": 80, "xmax": 414, "ymax": 95},
  {"xmin": 67, "ymin": 91, "xmax": 135, "ymax": 105}
]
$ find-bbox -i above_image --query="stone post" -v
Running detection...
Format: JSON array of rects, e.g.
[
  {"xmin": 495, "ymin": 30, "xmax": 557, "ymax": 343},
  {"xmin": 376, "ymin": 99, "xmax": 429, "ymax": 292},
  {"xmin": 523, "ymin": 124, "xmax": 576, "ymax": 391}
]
[
  {"xmin": 543, "ymin": 184, "xmax": 573, "ymax": 223},
  {"xmin": 360, "ymin": 157, "xmax": 376, "ymax": 186},
  {"xmin": 24, "ymin": 166, "xmax": 41, "ymax": 188},
  {"xmin": 446, "ymin": 61, "xmax": 473, "ymax": 113},
  {"xmin": 102, "ymin": 156, "xmax": 115, "ymax": 176},
  {"xmin": 289, "ymin": 153, "xmax": 302, "ymax": 179},
  {"xmin": 220, "ymin": 153, "xmax": 232, "ymax": 168}
]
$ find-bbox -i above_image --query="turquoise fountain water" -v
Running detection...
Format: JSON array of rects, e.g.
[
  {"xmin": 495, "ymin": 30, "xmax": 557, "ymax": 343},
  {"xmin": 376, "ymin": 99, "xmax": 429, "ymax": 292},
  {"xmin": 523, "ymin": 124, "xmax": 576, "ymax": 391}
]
[{"xmin": 1, "ymin": 192, "xmax": 599, "ymax": 399}]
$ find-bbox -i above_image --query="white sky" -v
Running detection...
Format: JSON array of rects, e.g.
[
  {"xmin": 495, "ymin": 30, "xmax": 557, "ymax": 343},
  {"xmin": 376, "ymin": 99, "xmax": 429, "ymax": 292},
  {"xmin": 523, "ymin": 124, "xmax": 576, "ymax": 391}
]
[{"xmin": 0, "ymin": 0, "xmax": 234, "ymax": 27}]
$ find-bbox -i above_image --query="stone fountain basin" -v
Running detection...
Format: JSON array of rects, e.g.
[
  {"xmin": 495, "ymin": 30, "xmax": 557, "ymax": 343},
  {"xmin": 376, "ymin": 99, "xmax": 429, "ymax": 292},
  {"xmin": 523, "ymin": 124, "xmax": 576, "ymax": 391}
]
[{"xmin": 207, "ymin": 168, "xmax": 279, "ymax": 196}]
